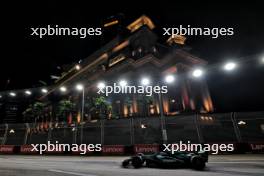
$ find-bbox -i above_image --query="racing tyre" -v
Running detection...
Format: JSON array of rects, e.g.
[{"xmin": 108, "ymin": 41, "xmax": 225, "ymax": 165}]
[
  {"xmin": 191, "ymin": 157, "xmax": 206, "ymax": 170},
  {"xmin": 122, "ymin": 159, "xmax": 131, "ymax": 168},
  {"xmin": 132, "ymin": 157, "xmax": 143, "ymax": 168}
]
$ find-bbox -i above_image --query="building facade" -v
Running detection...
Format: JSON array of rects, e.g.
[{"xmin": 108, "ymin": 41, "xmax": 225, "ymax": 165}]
[{"xmin": 42, "ymin": 15, "xmax": 214, "ymax": 121}]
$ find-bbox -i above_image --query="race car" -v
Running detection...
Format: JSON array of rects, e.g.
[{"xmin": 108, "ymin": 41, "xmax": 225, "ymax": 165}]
[{"xmin": 122, "ymin": 151, "xmax": 208, "ymax": 170}]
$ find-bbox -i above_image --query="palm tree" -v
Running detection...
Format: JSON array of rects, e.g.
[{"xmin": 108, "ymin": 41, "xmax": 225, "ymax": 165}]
[
  {"xmin": 32, "ymin": 102, "xmax": 45, "ymax": 123},
  {"xmin": 23, "ymin": 102, "xmax": 46, "ymax": 124},
  {"xmin": 57, "ymin": 100, "xmax": 75, "ymax": 122},
  {"xmin": 94, "ymin": 96, "xmax": 112, "ymax": 119},
  {"xmin": 23, "ymin": 104, "xmax": 34, "ymax": 122}
]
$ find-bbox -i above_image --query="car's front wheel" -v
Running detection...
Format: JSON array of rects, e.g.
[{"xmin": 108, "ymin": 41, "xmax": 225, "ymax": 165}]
[
  {"xmin": 132, "ymin": 157, "xmax": 143, "ymax": 168},
  {"xmin": 122, "ymin": 159, "xmax": 131, "ymax": 168}
]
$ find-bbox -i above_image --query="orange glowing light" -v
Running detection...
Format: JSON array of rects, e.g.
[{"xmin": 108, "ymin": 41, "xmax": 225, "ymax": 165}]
[{"xmin": 127, "ymin": 15, "xmax": 155, "ymax": 32}]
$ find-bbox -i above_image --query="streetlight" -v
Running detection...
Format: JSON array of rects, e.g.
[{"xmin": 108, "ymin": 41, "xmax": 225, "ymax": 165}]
[
  {"xmin": 165, "ymin": 74, "xmax": 175, "ymax": 83},
  {"xmin": 76, "ymin": 84, "xmax": 84, "ymax": 91},
  {"xmin": 60, "ymin": 86, "xmax": 67, "ymax": 92},
  {"xmin": 9, "ymin": 92, "xmax": 16, "ymax": 97},
  {"xmin": 76, "ymin": 83, "xmax": 85, "ymax": 143},
  {"xmin": 261, "ymin": 57, "xmax": 264, "ymax": 64},
  {"xmin": 97, "ymin": 82, "xmax": 106, "ymax": 89},
  {"xmin": 75, "ymin": 64, "xmax": 81, "ymax": 70},
  {"xmin": 192, "ymin": 69, "xmax": 204, "ymax": 78},
  {"xmin": 223, "ymin": 62, "xmax": 237, "ymax": 71},
  {"xmin": 25, "ymin": 90, "xmax": 32, "ymax": 95},
  {"xmin": 119, "ymin": 80, "xmax": 127, "ymax": 87},
  {"xmin": 141, "ymin": 77, "xmax": 150, "ymax": 86},
  {"xmin": 41, "ymin": 88, "xmax": 48, "ymax": 93}
]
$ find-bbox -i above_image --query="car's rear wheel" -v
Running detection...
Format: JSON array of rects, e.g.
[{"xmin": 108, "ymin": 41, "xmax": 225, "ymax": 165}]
[
  {"xmin": 145, "ymin": 160, "xmax": 156, "ymax": 168},
  {"xmin": 191, "ymin": 157, "xmax": 206, "ymax": 170}
]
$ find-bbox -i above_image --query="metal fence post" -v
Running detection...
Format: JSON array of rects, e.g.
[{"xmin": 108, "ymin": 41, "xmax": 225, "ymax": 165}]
[
  {"xmin": 158, "ymin": 92, "xmax": 168, "ymax": 144},
  {"xmin": 2, "ymin": 124, "xmax": 8, "ymax": 144},
  {"xmin": 130, "ymin": 117, "xmax": 135, "ymax": 145},
  {"xmin": 80, "ymin": 124, "xmax": 84, "ymax": 144},
  {"xmin": 73, "ymin": 123, "xmax": 77, "ymax": 144},
  {"xmin": 24, "ymin": 123, "xmax": 30, "ymax": 144},
  {"xmin": 47, "ymin": 126, "xmax": 52, "ymax": 143},
  {"xmin": 80, "ymin": 89, "xmax": 85, "ymax": 144},
  {"xmin": 231, "ymin": 112, "xmax": 242, "ymax": 142},
  {"xmin": 100, "ymin": 119, "xmax": 104, "ymax": 145},
  {"xmin": 194, "ymin": 113, "xmax": 204, "ymax": 143}
]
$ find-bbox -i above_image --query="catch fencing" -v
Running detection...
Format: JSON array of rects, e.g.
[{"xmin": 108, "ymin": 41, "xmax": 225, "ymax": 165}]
[{"xmin": 0, "ymin": 112, "xmax": 263, "ymax": 146}]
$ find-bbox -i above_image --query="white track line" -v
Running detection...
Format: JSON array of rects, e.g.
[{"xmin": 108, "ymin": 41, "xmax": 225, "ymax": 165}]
[
  {"xmin": 49, "ymin": 169, "xmax": 97, "ymax": 176},
  {"xmin": 210, "ymin": 161, "xmax": 264, "ymax": 164},
  {"xmin": 228, "ymin": 159, "xmax": 264, "ymax": 161}
]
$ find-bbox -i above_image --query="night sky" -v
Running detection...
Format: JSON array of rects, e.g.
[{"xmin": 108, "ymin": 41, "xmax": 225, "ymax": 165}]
[{"xmin": 1, "ymin": 1, "xmax": 264, "ymax": 112}]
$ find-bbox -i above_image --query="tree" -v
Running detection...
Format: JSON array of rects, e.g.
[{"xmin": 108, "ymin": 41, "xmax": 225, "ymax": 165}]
[
  {"xmin": 57, "ymin": 100, "xmax": 75, "ymax": 122},
  {"xmin": 94, "ymin": 96, "xmax": 112, "ymax": 119},
  {"xmin": 23, "ymin": 102, "xmax": 45, "ymax": 123},
  {"xmin": 33, "ymin": 102, "xmax": 45, "ymax": 123},
  {"xmin": 23, "ymin": 104, "xmax": 34, "ymax": 122}
]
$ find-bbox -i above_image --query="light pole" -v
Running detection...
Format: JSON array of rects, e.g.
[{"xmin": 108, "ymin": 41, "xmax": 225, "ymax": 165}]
[
  {"xmin": 157, "ymin": 90, "xmax": 167, "ymax": 144},
  {"xmin": 97, "ymin": 82, "xmax": 106, "ymax": 145},
  {"xmin": 140, "ymin": 76, "xmax": 174, "ymax": 144},
  {"xmin": 76, "ymin": 84, "xmax": 85, "ymax": 143},
  {"xmin": 158, "ymin": 74, "xmax": 176, "ymax": 144}
]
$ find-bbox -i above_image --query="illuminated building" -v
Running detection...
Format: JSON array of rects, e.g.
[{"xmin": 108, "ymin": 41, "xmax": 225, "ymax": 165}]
[{"xmin": 42, "ymin": 15, "xmax": 213, "ymax": 120}]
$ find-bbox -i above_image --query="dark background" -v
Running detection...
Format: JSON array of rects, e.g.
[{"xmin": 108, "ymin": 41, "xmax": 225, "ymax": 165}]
[{"xmin": 1, "ymin": 1, "xmax": 264, "ymax": 112}]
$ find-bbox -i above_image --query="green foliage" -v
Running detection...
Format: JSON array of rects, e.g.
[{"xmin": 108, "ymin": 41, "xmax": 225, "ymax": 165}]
[
  {"xmin": 57, "ymin": 100, "xmax": 75, "ymax": 117},
  {"xmin": 23, "ymin": 102, "xmax": 46, "ymax": 122},
  {"xmin": 94, "ymin": 96, "xmax": 112, "ymax": 111},
  {"xmin": 22, "ymin": 105, "xmax": 34, "ymax": 120},
  {"xmin": 138, "ymin": 95, "xmax": 154, "ymax": 104},
  {"xmin": 93, "ymin": 96, "xmax": 112, "ymax": 119},
  {"xmin": 33, "ymin": 102, "xmax": 45, "ymax": 116}
]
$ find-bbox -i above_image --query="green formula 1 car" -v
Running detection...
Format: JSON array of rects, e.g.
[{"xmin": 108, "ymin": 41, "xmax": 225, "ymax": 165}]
[{"xmin": 122, "ymin": 151, "xmax": 208, "ymax": 170}]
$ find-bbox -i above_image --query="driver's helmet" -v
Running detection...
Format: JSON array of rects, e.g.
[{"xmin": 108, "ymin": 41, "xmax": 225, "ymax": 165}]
[
  {"xmin": 159, "ymin": 152, "xmax": 169, "ymax": 156},
  {"xmin": 136, "ymin": 153, "xmax": 144, "ymax": 157}
]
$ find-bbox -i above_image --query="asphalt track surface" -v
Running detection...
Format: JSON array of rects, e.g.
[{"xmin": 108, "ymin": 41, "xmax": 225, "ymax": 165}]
[{"xmin": 0, "ymin": 154, "xmax": 263, "ymax": 176}]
